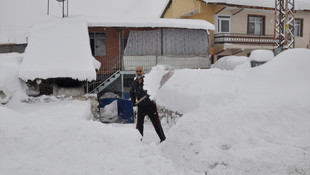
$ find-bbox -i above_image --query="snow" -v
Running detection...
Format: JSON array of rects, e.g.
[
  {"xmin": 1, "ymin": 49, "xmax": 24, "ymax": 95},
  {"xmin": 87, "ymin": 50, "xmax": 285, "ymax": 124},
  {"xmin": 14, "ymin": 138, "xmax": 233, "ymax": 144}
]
[
  {"xmin": 0, "ymin": 0, "xmax": 169, "ymax": 44},
  {"xmin": 69, "ymin": 0, "xmax": 170, "ymax": 18},
  {"xmin": 87, "ymin": 17, "xmax": 215, "ymax": 31},
  {"xmin": 0, "ymin": 53, "xmax": 26, "ymax": 104},
  {"xmin": 100, "ymin": 100, "xmax": 119, "ymax": 123},
  {"xmin": 211, "ymin": 55, "xmax": 249, "ymax": 70},
  {"xmin": 203, "ymin": 0, "xmax": 310, "ymax": 10},
  {"xmin": 249, "ymin": 49, "xmax": 274, "ymax": 62},
  {"xmin": 18, "ymin": 16, "xmax": 99, "ymax": 81},
  {"xmin": 1, "ymin": 49, "xmax": 310, "ymax": 175},
  {"xmin": 144, "ymin": 65, "xmax": 169, "ymax": 100},
  {"xmin": 145, "ymin": 48, "xmax": 310, "ymax": 174}
]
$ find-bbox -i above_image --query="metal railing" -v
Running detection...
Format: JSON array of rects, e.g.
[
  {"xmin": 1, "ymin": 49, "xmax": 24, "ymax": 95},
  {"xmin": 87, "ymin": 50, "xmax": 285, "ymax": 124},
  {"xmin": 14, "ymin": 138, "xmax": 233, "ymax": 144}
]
[
  {"xmin": 88, "ymin": 56, "xmax": 121, "ymax": 93},
  {"xmin": 214, "ymin": 33, "xmax": 276, "ymax": 45}
]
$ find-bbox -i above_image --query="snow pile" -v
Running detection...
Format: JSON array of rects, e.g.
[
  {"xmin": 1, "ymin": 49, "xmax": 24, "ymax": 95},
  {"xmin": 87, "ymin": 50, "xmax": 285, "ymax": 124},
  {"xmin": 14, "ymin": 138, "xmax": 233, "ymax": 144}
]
[
  {"xmin": 211, "ymin": 55, "xmax": 249, "ymax": 70},
  {"xmin": 0, "ymin": 100, "xmax": 188, "ymax": 175},
  {"xmin": 88, "ymin": 17, "xmax": 215, "ymax": 31},
  {"xmin": 146, "ymin": 48, "xmax": 310, "ymax": 174},
  {"xmin": 100, "ymin": 100, "xmax": 119, "ymax": 123},
  {"xmin": 0, "ymin": 53, "xmax": 26, "ymax": 104},
  {"xmin": 18, "ymin": 16, "xmax": 99, "ymax": 81},
  {"xmin": 249, "ymin": 49, "xmax": 274, "ymax": 62},
  {"xmin": 144, "ymin": 65, "xmax": 168, "ymax": 100}
]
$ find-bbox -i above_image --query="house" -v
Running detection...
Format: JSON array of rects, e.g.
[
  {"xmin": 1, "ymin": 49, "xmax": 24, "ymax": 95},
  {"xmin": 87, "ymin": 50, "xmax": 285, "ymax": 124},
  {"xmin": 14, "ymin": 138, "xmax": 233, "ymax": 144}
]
[
  {"xmin": 86, "ymin": 17, "xmax": 214, "ymax": 98},
  {"xmin": 161, "ymin": 0, "xmax": 310, "ymax": 61}
]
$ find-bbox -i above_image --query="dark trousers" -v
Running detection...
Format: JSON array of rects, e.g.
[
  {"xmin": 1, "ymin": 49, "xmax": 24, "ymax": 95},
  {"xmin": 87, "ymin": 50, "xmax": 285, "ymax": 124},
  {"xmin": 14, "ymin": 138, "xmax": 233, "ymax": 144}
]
[{"xmin": 136, "ymin": 104, "xmax": 166, "ymax": 141}]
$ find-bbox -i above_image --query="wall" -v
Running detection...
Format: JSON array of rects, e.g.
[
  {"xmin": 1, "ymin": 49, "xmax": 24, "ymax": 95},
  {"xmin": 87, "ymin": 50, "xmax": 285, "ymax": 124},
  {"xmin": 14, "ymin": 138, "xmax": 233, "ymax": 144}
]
[
  {"xmin": 88, "ymin": 27, "xmax": 121, "ymax": 75},
  {"xmin": 217, "ymin": 9, "xmax": 275, "ymax": 35},
  {"xmin": 163, "ymin": 0, "xmax": 200, "ymax": 18}
]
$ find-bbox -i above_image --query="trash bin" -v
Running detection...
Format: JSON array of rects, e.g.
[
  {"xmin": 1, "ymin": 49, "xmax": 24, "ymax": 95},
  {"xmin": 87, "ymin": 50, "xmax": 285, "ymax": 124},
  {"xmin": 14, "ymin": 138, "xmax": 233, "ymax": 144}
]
[{"xmin": 99, "ymin": 98, "xmax": 134, "ymax": 123}]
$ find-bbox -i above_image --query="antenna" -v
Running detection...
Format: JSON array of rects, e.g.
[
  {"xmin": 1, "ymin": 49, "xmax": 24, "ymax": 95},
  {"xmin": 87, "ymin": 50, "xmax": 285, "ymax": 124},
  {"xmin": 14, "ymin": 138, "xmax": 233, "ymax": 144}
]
[{"xmin": 47, "ymin": 0, "xmax": 69, "ymax": 18}]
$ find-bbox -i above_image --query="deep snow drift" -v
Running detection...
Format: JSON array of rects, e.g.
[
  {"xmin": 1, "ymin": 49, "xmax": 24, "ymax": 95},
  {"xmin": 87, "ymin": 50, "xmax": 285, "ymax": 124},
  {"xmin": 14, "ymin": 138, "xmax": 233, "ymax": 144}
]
[
  {"xmin": 145, "ymin": 48, "xmax": 310, "ymax": 174},
  {"xmin": 1, "ymin": 49, "xmax": 310, "ymax": 175}
]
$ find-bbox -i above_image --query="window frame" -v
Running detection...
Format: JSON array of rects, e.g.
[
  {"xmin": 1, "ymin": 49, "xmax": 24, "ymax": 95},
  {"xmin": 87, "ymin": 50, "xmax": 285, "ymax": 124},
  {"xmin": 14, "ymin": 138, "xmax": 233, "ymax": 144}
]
[
  {"xmin": 216, "ymin": 15, "xmax": 231, "ymax": 33},
  {"xmin": 89, "ymin": 32, "xmax": 106, "ymax": 56},
  {"xmin": 247, "ymin": 14, "xmax": 266, "ymax": 35},
  {"xmin": 294, "ymin": 18, "xmax": 303, "ymax": 37}
]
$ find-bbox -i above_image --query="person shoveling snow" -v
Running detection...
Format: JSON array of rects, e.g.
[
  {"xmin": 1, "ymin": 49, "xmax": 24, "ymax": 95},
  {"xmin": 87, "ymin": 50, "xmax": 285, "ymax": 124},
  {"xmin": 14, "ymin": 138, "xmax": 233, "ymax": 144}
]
[{"xmin": 130, "ymin": 66, "xmax": 172, "ymax": 143}]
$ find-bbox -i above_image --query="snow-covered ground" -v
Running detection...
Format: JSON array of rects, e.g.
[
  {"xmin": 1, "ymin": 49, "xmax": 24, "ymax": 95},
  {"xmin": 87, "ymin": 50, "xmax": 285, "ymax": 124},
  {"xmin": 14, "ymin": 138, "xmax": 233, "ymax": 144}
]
[{"xmin": 1, "ymin": 48, "xmax": 310, "ymax": 175}]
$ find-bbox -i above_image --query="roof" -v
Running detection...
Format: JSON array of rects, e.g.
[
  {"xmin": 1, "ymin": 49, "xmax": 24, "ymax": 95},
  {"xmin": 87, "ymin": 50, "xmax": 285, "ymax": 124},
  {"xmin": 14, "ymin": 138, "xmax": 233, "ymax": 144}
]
[
  {"xmin": 18, "ymin": 17, "xmax": 99, "ymax": 81},
  {"xmin": 0, "ymin": 0, "xmax": 170, "ymax": 44},
  {"xmin": 202, "ymin": 0, "xmax": 310, "ymax": 10},
  {"xmin": 69, "ymin": 0, "xmax": 170, "ymax": 18},
  {"xmin": 87, "ymin": 17, "xmax": 215, "ymax": 31}
]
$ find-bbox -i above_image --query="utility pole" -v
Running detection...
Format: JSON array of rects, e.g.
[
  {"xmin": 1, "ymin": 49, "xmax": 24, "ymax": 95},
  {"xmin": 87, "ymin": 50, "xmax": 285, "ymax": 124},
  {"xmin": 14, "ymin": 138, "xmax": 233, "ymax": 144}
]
[
  {"xmin": 274, "ymin": 0, "xmax": 295, "ymax": 54},
  {"xmin": 47, "ymin": 0, "xmax": 50, "ymax": 15}
]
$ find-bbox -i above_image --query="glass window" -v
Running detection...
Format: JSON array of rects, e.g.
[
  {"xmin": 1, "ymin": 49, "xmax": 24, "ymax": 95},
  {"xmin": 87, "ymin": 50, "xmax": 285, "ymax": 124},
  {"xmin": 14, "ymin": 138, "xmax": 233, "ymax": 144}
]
[
  {"xmin": 248, "ymin": 16, "xmax": 264, "ymax": 35},
  {"xmin": 295, "ymin": 19, "xmax": 302, "ymax": 37},
  {"xmin": 217, "ymin": 15, "xmax": 231, "ymax": 33},
  {"xmin": 89, "ymin": 32, "xmax": 106, "ymax": 56}
]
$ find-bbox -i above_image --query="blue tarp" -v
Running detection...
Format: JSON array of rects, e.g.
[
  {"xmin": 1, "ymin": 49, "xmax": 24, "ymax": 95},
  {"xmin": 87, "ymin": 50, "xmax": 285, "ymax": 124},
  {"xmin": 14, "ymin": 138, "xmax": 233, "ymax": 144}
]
[{"xmin": 99, "ymin": 98, "xmax": 134, "ymax": 123}]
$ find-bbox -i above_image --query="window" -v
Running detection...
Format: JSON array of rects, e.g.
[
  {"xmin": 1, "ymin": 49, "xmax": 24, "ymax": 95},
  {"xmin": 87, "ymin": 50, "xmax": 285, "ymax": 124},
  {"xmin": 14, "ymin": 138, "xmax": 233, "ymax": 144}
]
[
  {"xmin": 248, "ymin": 15, "xmax": 265, "ymax": 35},
  {"xmin": 217, "ymin": 15, "xmax": 231, "ymax": 33},
  {"xmin": 295, "ymin": 19, "xmax": 303, "ymax": 37},
  {"xmin": 89, "ymin": 32, "xmax": 106, "ymax": 56}
]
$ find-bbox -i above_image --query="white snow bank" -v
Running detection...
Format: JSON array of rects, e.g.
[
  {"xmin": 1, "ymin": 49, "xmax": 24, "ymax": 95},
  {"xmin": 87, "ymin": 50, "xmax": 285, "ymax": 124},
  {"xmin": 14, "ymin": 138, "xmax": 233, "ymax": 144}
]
[
  {"xmin": 211, "ymin": 55, "xmax": 249, "ymax": 70},
  {"xmin": 0, "ymin": 100, "xmax": 188, "ymax": 175},
  {"xmin": 87, "ymin": 17, "xmax": 215, "ymax": 31},
  {"xmin": 203, "ymin": 0, "xmax": 310, "ymax": 10},
  {"xmin": 18, "ymin": 16, "xmax": 99, "ymax": 81},
  {"xmin": 249, "ymin": 49, "xmax": 274, "ymax": 62},
  {"xmin": 149, "ymin": 48, "xmax": 310, "ymax": 174},
  {"xmin": 0, "ymin": 53, "xmax": 26, "ymax": 104}
]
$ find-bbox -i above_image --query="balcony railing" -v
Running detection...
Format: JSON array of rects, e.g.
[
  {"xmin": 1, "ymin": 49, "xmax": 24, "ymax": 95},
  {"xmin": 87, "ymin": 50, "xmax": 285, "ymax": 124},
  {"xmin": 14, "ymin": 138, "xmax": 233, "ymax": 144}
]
[{"xmin": 214, "ymin": 33, "xmax": 275, "ymax": 45}]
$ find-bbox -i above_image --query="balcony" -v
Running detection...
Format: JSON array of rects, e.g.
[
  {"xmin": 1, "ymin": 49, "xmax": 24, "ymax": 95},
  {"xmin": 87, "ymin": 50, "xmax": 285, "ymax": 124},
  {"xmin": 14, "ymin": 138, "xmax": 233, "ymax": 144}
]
[{"xmin": 214, "ymin": 33, "xmax": 275, "ymax": 45}]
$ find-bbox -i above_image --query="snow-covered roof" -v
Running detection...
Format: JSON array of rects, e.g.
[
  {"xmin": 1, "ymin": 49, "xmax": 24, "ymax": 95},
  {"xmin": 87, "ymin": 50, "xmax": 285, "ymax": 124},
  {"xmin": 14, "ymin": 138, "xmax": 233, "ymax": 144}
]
[
  {"xmin": 18, "ymin": 17, "xmax": 99, "ymax": 81},
  {"xmin": 0, "ymin": 0, "xmax": 170, "ymax": 44},
  {"xmin": 87, "ymin": 17, "xmax": 215, "ymax": 31},
  {"xmin": 203, "ymin": 0, "xmax": 310, "ymax": 10}
]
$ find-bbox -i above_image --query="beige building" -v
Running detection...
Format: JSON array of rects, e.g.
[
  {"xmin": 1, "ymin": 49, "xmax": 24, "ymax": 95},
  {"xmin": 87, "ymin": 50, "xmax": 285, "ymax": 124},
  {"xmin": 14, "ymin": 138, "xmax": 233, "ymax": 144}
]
[{"xmin": 162, "ymin": 0, "xmax": 310, "ymax": 61}]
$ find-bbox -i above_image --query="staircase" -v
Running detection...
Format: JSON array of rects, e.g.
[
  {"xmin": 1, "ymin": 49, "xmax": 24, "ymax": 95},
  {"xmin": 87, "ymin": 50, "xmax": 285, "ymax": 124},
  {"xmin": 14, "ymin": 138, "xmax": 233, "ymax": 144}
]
[
  {"xmin": 90, "ymin": 70, "xmax": 121, "ymax": 93},
  {"xmin": 88, "ymin": 57, "xmax": 121, "ymax": 94}
]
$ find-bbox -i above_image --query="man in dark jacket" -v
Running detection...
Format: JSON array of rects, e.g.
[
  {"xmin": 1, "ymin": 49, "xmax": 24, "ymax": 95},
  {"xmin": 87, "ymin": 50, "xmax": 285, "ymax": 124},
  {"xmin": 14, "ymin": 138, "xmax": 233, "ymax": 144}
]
[{"xmin": 130, "ymin": 66, "xmax": 166, "ymax": 143}]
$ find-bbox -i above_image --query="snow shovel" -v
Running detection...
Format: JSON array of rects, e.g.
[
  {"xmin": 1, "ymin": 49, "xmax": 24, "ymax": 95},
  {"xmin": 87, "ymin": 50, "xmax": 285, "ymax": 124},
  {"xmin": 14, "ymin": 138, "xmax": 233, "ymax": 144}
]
[{"xmin": 135, "ymin": 69, "xmax": 174, "ymax": 105}]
